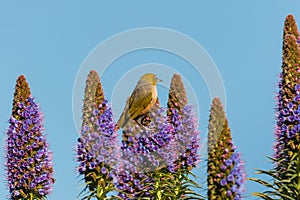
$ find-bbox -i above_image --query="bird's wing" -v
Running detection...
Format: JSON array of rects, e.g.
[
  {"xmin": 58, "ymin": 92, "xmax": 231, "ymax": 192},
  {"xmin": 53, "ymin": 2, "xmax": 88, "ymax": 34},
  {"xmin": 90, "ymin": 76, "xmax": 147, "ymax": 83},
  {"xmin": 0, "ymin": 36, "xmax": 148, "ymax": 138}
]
[
  {"xmin": 128, "ymin": 86, "xmax": 153, "ymax": 120},
  {"xmin": 116, "ymin": 98, "xmax": 130, "ymax": 129}
]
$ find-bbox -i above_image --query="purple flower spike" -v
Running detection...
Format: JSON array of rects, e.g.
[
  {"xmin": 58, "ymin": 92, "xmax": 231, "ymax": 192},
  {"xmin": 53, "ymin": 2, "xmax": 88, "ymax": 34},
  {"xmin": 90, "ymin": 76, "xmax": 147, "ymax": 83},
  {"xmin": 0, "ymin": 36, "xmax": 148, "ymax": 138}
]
[
  {"xmin": 6, "ymin": 97, "xmax": 54, "ymax": 199},
  {"xmin": 115, "ymin": 105, "xmax": 201, "ymax": 199},
  {"xmin": 208, "ymin": 98, "xmax": 246, "ymax": 199},
  {"xmin": 76, "ymin": 99, "xmax": 119, "ymax": 199},
  {"xmin": 251, "ymin": 15, "xmax": 300, "ymax": 200}
]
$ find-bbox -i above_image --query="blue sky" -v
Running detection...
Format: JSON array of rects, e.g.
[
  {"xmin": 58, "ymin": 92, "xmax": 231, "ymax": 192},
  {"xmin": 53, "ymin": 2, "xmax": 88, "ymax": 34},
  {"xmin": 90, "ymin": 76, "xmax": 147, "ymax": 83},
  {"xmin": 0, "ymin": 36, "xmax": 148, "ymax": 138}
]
[{"xmin": 0, "ymin": 1, "xmax": 300, "ymax": 199}]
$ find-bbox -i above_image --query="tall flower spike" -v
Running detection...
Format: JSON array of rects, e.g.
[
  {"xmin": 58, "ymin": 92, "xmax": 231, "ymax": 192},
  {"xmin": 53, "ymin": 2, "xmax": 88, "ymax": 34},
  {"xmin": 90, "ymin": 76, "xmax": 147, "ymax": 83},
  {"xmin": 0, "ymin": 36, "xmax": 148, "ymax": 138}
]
[
  {"xmin": 155, "ymin": 74, "xmax": 201, "ymax": 199},
  {"xmin": 167, "ymin": 74, "xmax": 188, "ymax": 118},
  {"xmin": 207, "ymin": 98, "xmax": 246, "ymax": 200},
  {"xmin": 6, "ymin": 76, "xmax": 54, "ymax": 200},
  {"xmin": 77, "ymin": 100, "xmax": 118, "ymax": 199},
  {"xmin": 160, "ymin": 106, "xmax": 202, "ymax": 199},
  {"xmin": 275, "ymin": 34, "xmax": 300, "ymax": 164},
  {"xmin": 77, "ymin": 72, "xmax": 116, "ymax": 200},
  {"xmin": 251, "ymin": 16, "xmax": 300, "ymax": 199}
]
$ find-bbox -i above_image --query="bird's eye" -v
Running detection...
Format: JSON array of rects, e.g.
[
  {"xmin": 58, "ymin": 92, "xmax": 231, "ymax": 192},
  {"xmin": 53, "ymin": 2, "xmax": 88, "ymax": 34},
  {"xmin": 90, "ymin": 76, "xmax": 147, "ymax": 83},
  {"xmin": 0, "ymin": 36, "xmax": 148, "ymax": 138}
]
[{"xmin": 154, "ymin": 76, "xmax": 162, "ymax": 82}]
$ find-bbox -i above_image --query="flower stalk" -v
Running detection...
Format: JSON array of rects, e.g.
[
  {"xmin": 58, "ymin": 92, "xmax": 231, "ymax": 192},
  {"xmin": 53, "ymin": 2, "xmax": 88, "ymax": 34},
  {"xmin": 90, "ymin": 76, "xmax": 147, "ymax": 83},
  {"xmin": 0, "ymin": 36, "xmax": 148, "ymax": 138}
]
[
  {"xmin": 251, "ymin": 14, "xmax": 300, "ymax": 199},
  {"xmin": 77, "ymin": 71, "xmax": 117, "ymax": 200},
  {"xmin": 6, "ymin": 75, "xmax": 54, "ymax": 200},
  {"xmin": 207, "ymin": 98, "xmax": 246, "ymax": 200}
]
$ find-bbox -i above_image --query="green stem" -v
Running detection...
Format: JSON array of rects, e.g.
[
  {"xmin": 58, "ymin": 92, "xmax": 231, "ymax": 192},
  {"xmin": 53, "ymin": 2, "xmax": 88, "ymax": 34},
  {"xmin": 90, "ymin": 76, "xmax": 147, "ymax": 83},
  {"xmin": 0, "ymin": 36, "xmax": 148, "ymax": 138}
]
[
  {"xmin": 155, "ymin": 175, "xmax": 162, "ymax": 200},
  {"xmin": 96, "ymin": 177, "xmax": 114, "ymax": 200},
  {"xmin": 174, "ymin": 170, "xmax": 182, "ymax": 199},
  {"xmin": 28, "ymin": 192, "xmax": 38, "ymax": 200},
  {"xmin": 297, "ymin": 148, "xmax": 300, "ymax": 198},
  {"xmin": 96, "ymin": 179, "xmax": 105, "ymax": 200}
]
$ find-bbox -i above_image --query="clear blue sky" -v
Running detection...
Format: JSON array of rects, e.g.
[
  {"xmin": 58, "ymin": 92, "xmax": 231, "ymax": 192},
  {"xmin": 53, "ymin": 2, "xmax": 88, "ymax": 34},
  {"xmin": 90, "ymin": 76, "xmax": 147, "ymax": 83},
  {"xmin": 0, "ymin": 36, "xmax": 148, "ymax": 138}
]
[{"xmin": 0, "ymin": 1, "xmax": 300, "ymax": 199}]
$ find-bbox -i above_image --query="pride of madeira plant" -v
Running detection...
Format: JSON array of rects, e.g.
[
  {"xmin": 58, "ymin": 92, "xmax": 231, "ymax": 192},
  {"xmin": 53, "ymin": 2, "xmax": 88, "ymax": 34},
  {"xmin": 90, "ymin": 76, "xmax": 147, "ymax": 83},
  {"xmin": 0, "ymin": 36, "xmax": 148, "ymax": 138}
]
[
  {"xmin": 159, "ymin": 74, "xmax": 202, "ymax": 199},
  {"xmin": 250, "ymin": 14, "xmax": 300, "ymax": 199},
  {"xmin": 76, "ymin": 72, "xmax": 202, "ymax": 199},
  {"xmin": 207, "ymin": 98, "xmax": 246, "ymax": 200},
  {"xmin": 76, "ymin": 70, "xmax": 118, "ymax": 200},
  {"xmin": 115, "ymin": 74, "xmax": 202, "ymax": 199},
  {"xmin": 5, "ymin": 75, "xmax": 54, "ymax": 200}
]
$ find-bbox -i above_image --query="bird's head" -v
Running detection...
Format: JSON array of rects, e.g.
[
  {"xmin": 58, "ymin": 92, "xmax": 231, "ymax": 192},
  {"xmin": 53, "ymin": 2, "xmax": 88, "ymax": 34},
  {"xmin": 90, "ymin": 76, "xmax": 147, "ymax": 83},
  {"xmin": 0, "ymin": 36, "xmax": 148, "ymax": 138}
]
[{"xmin": 140, "ymin": 73, "xmax": 162, "ymax": 86}]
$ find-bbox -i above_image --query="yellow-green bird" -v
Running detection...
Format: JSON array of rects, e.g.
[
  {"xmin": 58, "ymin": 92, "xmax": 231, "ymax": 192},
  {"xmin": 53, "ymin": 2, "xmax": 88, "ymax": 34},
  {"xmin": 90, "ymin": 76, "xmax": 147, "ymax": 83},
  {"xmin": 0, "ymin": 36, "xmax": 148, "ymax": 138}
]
[{"xmin": 116, "ymin": 73, "xmax": 162, "ymax": 129}]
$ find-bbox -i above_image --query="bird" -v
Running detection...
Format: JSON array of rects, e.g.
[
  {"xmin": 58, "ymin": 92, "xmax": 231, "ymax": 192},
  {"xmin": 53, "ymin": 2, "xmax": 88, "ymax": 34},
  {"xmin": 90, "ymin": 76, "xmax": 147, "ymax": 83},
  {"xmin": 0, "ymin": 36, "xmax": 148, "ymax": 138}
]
[{"xmin": 116, "ymin": 73, "xmax": 162, "ymax": 130}]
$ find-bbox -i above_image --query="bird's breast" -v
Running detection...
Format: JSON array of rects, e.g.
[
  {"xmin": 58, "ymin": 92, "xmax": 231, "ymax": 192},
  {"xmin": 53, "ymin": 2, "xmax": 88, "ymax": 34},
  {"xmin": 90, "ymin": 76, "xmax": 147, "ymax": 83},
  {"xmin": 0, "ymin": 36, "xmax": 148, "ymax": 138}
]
[
  {"xmin": 141, "ymin": 86, "xmax": 158, "ymax": 115},
  {"xmin": 151, "ymin": 86, "xmax": 158, "ymax": 105}
]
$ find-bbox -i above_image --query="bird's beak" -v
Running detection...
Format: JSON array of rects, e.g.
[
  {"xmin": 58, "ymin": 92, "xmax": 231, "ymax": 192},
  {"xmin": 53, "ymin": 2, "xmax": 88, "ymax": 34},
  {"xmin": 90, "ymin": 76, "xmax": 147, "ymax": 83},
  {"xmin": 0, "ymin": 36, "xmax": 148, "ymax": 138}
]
[{"xmin": 157, "ymin": 78, "xmax": 163, "ymax": 82}]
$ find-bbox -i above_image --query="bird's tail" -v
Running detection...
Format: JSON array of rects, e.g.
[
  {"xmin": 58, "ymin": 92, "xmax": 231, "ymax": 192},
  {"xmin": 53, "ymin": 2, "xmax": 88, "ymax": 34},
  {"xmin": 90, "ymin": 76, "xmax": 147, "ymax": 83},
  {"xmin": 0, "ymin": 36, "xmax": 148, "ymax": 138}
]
[
  {"xmin": 115, "ymin": 112, "xmax": 126, "ymax": 131},
  {"xmin": 115, "ymin": 100, "xmax": 130, "ymax": 131}
]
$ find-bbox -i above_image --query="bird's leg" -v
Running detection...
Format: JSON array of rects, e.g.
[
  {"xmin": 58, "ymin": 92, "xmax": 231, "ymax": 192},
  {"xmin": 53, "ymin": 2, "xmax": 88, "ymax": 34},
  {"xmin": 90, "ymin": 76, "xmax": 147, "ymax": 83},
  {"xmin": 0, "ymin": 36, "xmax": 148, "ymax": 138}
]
[
  {"xmin": 135, "ymin": 118, "xmax": 151, "ymax": 131},
  {"xmin": 135, "ymin": 116, "xmax": 156, "ymax": 132}
]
